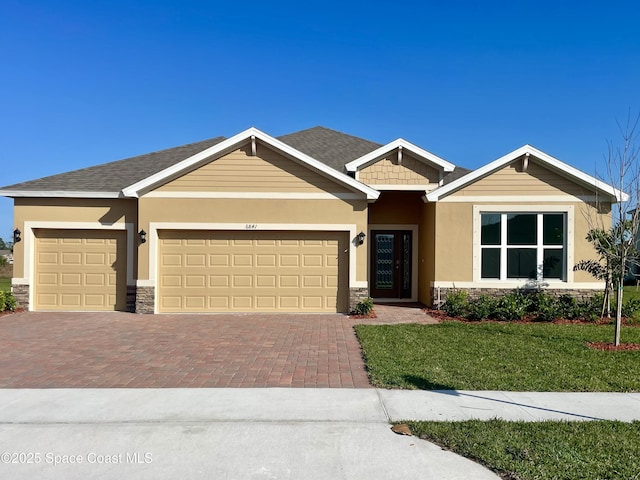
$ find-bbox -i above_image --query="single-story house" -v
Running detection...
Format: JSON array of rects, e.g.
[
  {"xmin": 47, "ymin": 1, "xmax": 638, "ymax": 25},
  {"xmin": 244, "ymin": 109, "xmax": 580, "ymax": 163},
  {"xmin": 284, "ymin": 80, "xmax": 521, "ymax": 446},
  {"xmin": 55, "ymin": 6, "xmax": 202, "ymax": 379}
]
[{"xmin": 0, "ymin": 126, "xmax": 623, "ymax": 313}]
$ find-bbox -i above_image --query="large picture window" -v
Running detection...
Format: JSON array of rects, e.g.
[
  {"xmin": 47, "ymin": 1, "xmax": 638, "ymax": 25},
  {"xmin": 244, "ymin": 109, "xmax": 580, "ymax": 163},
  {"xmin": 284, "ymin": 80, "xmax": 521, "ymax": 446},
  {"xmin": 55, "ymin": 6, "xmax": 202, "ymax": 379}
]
[{"xmin": 480, "ymin": 212, "xmax": 565, "ymax": 280}]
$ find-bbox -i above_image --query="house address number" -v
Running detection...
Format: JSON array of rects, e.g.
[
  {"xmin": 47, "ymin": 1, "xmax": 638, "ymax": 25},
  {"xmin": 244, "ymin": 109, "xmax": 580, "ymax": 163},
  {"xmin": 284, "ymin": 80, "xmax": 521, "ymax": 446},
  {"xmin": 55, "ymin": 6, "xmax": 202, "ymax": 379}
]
[{"xmin": 245, "ymin": 224, "xmax": 258, "ymax": 230}]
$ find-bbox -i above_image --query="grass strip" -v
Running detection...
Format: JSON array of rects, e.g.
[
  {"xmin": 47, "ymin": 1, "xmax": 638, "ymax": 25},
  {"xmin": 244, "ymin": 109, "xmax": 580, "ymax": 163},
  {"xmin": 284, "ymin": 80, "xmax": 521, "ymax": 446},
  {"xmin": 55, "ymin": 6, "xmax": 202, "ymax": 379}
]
[
  {"xmin": 355, "ymin": 322, "xmax": 640, "ymax": 391},
  {"xmin": 408, "ymin": 419, "xmax": 640, "ymax": 480}
]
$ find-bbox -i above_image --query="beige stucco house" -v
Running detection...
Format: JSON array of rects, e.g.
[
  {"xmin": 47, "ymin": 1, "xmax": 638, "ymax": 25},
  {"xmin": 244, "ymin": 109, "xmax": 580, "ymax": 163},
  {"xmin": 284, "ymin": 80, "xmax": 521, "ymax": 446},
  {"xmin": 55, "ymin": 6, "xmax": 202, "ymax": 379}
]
[{"xmin": 0, "ymin": 126, "xmax": 625, "ymax": 313}]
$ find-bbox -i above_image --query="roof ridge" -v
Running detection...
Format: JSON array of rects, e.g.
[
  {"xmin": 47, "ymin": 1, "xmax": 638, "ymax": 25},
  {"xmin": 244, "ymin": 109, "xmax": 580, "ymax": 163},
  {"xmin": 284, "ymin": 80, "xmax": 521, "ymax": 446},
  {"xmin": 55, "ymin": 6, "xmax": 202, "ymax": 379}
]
[{"xmin": 279, "ymin": 125, "xmax": 382, "ymax": 147}]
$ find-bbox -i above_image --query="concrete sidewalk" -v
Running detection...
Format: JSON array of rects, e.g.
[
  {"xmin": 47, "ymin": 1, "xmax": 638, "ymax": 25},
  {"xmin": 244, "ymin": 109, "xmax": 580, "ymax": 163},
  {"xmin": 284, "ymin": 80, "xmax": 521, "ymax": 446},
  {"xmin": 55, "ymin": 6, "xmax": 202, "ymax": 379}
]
[
  {"xmin": 1, "ymin": 389, "xmax": 639, "ymax": 480},
  {"xmin": 378, "ymin": 389, "xmax": 640, "ymax": 422}
]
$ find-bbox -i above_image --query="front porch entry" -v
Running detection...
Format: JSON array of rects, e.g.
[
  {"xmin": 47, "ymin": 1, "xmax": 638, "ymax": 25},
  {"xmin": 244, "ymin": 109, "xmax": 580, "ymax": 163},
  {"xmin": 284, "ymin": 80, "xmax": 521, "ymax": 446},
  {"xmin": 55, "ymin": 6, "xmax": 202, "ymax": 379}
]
[{"xmin": 370, "ymin": 230, "xmax": 413, "ymax": 299}]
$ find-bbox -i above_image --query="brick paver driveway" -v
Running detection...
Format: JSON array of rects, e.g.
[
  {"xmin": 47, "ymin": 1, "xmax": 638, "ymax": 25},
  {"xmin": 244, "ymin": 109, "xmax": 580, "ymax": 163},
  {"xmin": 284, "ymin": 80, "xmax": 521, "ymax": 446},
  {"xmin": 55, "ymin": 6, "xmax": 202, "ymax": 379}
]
[{"xmin": 0, "ymin": 311, "xmax": 376, "ymax": 388}]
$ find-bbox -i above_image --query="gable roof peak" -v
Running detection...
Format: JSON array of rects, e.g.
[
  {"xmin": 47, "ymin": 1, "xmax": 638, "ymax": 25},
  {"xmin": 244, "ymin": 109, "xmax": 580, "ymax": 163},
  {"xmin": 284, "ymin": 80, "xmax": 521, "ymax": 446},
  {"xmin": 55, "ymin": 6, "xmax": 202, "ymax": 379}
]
[
  {"xmin": 121, "ymin": 126, "xmax": 380, "ymax": 200},
  {"xmin": 345, "ymin": 138, "xmax": 455, "ymax": 173},
  {"xmin": 425, "ymin": 144, "xmax": 628, "ymax": 203}
]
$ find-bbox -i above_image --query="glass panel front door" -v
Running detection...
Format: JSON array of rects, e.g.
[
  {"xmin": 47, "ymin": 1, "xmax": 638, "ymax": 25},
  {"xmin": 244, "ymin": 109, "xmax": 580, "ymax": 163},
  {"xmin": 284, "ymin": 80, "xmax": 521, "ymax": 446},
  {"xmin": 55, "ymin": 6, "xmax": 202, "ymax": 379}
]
[{"xmin": 370, "ymin": 230, "xmax": 412, "ymax": 298}]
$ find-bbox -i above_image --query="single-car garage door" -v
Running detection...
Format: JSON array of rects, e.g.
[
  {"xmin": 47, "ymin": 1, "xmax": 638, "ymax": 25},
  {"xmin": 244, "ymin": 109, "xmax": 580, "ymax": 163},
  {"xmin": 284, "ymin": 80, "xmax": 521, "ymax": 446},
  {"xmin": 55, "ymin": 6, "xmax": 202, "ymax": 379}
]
[
  {"xmin": 34, "ymin": 229, "xmax": 127, "ymax": 311},
  {"xmin": 158, "ymin": 230, "xmax": 348, "ymax": 313}
]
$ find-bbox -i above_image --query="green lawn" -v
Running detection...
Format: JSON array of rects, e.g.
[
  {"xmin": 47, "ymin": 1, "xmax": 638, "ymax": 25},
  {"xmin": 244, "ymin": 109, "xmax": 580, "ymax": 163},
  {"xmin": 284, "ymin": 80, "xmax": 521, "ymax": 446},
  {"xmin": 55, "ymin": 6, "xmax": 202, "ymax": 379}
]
[
  {"xmin": 0, "ymin": 276, "xmax": 9, "ymax": 291},
  {"xmin": 354, "ymin": 322, "xmax": 640, "ymax": 391},
  {"xmin": 623, "ymin": 284, "xmax": 640, "ymax": 303},
  {"xmin": 407, "ymin": 419, "xmax": 640, "ymax": 480}
]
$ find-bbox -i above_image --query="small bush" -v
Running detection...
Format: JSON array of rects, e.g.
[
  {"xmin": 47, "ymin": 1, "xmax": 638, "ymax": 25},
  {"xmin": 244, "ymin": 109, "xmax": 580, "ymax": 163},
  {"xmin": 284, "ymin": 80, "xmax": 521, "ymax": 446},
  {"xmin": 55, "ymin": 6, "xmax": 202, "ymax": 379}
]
[
  {"xmin": 443, "ymin": 290, "xmax": 469, "ymax": 317},
  {"xmin": 531, "ymin": 292, "xmax": 560, "ymax": 322},
  {"xmin": 556, "ymin": 294, "xmax": 581, "ymax": 319},
  {"xmin": 0, "ymin": 290, "xmax": 16, "ymax": 312},
  {"xmin": 622, "ymin": 297, "xmax": 640, "ymax": 318},
  {"xmin": 3, "ymin": 292, "xmax": 16, "ymax": 311},
  {"xmin": 466, "ymin": 295, "xmax": 498, "ymax": 321},
  {"xmin": 580, "ymin": 293, "xmax": 604, "ymax": 322},
  {"xmin": 494, "ymin": 291, "xmax": 529, "ymax": 321},
  {"xmin": 353, "ymin": 297, "xmax": 374, "ymax": 315}
]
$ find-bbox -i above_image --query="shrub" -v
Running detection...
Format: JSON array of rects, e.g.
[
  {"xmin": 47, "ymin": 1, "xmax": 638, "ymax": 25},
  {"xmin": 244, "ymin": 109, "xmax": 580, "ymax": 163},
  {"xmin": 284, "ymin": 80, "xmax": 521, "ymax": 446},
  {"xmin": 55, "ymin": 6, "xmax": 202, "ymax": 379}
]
[
  {"xmin": 353, "ymin": 297, "xmax": 374, "ymax": 315},
  {"xmin": 444, "ymin": 290, "xmax": 605, "ymax": 323},
  {"xmin": 3, "ymin": 292, "xmax": 16, "ymax": 311},
  {"xmin": 580, "ymin": 293, "xmax": 604, "ymax": 322},
  {"xmin": 622, "ymin": 297, "xmax": 640, "ymax": 318},
  {"xmin": 443, "ymin": 290, "xmax": 469, "ymax": 317},
  {"xmin": 530, "ymin": 292, "xmax": 560, "ymax": 322},
  {"xmin": 556, "ymin": 294, "xmax": 582, "ymax": 320},
  {"xmin": 466, "ymin": 295, "xmax": 498, "ymax": 321},
  {"xmin": 0, "ymin": 290, "xmax": 16, "ymax": 312},
  {"xmin": 494, "ymin": 291, "xmax": 529, "ymax": 321}
]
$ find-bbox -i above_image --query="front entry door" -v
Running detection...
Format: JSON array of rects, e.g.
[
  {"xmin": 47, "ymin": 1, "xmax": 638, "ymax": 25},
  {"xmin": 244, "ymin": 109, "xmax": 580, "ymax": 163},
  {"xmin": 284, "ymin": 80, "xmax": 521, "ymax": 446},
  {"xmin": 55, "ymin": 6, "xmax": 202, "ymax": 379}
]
[{"xmin": 370, "ymin": 230, "xmax": 412, "ymax": 299}]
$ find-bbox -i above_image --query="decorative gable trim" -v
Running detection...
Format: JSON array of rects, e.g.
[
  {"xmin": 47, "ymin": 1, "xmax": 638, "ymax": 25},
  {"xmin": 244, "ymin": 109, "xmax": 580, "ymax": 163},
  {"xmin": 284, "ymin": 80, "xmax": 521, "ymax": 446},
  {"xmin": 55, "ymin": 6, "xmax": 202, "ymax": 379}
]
[
  {"xmin": 122, "ymin": 127, "xmax": 380, "ymax": 200},
  {"xmin": 425, "ymin": 144, "xmax": 628, "ymax": 203},
  {"xmin": 344, "ymin": 139, "xmax": 455, "ymax": 173}
]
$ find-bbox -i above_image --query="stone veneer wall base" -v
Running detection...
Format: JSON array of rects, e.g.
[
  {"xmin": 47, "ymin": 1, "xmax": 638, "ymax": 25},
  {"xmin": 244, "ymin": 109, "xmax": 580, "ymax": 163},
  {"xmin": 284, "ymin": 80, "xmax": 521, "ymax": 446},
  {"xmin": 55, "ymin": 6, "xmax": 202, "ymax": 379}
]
[
  {"xmin": 430, "ymin": 286, "xmax": 600, "ymax": 309},
  {"xmin": 11, "ymin": 284, "xmax": 29, "ymax": 311},
  {"xmin": 135, "ymin": 286, "xmax": 155, "ymax": 314},
  {"xmin": 349, "ymin": 287, "xmax": 369, "ymax": 313}
]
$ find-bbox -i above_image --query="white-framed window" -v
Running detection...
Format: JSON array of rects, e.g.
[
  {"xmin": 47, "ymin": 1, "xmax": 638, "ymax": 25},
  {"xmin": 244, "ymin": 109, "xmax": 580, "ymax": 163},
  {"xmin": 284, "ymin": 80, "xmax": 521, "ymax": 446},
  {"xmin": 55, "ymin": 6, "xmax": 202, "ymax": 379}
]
[
  {"xmin": 478, "ymin": 211, "xmax": 567, "ymax": 281},
  {"xmin": 473, "ymin": 203, "xmax": 576, "ymax": 288}
]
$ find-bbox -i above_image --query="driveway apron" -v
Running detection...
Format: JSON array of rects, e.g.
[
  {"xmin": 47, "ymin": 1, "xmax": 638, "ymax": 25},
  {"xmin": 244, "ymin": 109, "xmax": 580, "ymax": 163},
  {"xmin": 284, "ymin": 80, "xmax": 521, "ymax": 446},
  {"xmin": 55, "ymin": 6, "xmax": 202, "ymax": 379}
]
[{"xmin": 0, "ymin": 311, "xmax": 374, "ymax": 388}]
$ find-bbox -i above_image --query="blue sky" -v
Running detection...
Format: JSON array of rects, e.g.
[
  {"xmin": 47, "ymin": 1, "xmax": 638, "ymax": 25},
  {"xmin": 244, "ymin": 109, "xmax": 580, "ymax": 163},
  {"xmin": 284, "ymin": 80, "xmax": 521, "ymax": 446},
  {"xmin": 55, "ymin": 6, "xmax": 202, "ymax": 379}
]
[{"xmin": 2, "ymin": 0, "xmax": 640, "ymax": 241}]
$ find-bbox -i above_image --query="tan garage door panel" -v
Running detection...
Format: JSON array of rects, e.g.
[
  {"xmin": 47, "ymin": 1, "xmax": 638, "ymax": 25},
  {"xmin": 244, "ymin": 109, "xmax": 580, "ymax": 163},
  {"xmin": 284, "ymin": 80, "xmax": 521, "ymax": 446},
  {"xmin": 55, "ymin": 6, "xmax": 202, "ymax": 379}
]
[
  {"xmin": 35, "ymin": 230, "xmax": 127, "ymax": 311},
  {"xmin": 158, "ymin": 231, "xmax": 348, "ymax": 313}
]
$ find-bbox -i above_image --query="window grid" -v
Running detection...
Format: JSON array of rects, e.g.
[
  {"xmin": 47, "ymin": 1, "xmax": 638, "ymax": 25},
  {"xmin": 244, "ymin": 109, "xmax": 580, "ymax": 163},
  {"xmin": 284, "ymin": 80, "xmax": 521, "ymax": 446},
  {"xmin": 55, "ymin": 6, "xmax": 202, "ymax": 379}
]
[{"xmin": 482, "ymin": 213, "xmax": 565, "ymax": 281}]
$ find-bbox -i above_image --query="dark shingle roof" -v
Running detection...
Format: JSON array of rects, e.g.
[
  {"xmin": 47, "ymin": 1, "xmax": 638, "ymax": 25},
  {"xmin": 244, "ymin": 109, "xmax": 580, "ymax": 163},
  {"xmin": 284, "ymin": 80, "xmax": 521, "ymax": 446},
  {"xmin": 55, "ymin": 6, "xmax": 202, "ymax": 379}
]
[
  {"xmin": 442, "ymin": 166, "xmax": 472, "ymax": 185},
  {"xmin": 1, "ymin": 126, "xmax": 463, "ymax": 194},
  {"xmin": 2, "ymin": 137, "xmax": 226, "ymax": 193},
  {"xmin": 277, "ymin": 126, "xmax": 382, "ymax": 171}
]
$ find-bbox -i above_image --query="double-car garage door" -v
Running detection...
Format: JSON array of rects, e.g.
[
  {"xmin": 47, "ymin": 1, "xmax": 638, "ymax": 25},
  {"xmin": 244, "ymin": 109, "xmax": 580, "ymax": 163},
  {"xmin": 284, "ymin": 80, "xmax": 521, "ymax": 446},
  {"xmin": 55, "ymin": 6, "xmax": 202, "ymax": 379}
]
[{"xmin": 158, "ymin": 230, "xmax": 348, "ymax": 313}]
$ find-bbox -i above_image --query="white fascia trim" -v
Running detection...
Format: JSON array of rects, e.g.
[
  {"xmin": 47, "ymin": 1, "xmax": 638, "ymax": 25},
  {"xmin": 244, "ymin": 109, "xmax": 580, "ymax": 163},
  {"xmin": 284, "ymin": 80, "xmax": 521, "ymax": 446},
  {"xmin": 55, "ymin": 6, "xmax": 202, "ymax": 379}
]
[
  {"xmin": 431, "ymin": 281, "xmax": 606, "ymax": 290},
  {"xmin": 142, "ymin": 191, "xmax": 364, "ymax": 200},
  {"xmin": 122, "ymin": 127, "xmax": 380, "ymax": 200},
  {"xmin": 345, "ymin": 139, "xmax": 455, "ymax": 173},
  {"xmin": 22, "ymin": 221, "xmax": 136, "ymax": 311},
  {"xmin": 426, "ymin": 144, "xmax": 628, "ymax": 202},
  {"xmin": 366, "ymin": 184, "xmax": 438, "ymax": 191},
  {"xmin": 368, "ymin": 224, "xmax": 419, "ymax": 302},
  {"xmin": 0, "ymin": 190, "xmax": 121, "ymax": 198},
  {"xmin": 146, "ymin": 222, "xmax": 362, "ymax": 313},
  {"xmin": 439, "ymin": 195, "xmax": 600, "ymax": 203}
]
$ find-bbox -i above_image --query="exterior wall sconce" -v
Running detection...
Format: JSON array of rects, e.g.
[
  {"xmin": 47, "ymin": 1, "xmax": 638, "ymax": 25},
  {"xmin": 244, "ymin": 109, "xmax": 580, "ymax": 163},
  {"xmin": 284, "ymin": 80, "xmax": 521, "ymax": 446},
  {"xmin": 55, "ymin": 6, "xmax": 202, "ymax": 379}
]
[
  {"xmin": 13, "ymin": 228, "xmax": 21, "ymax": 243},
  {"xmin": 139, "ymin": 229, "xmax": 147, "ymax": 244},
  {"xmin": 357, "ymin": 231, "xmax": 366, "ymax": 245}
]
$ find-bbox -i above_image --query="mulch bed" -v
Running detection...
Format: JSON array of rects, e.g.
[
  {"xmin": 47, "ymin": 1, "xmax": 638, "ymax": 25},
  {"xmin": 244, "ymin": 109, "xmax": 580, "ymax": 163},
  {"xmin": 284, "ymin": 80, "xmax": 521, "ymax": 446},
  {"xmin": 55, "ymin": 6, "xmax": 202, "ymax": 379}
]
[
  {"xmin": 586, "ymin": 342, "xmax": 640, "ymax": 351},
  {"xmin": 424, "ymin": 308, "xmax": 639, "ymax": 326},
  {"xmin": 425, "ymin": 308, "xmax": 640, "ymax": 351},
  {"xmin": 0, "ymin": 308, "xmax": 23, "ymax": 318}
]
